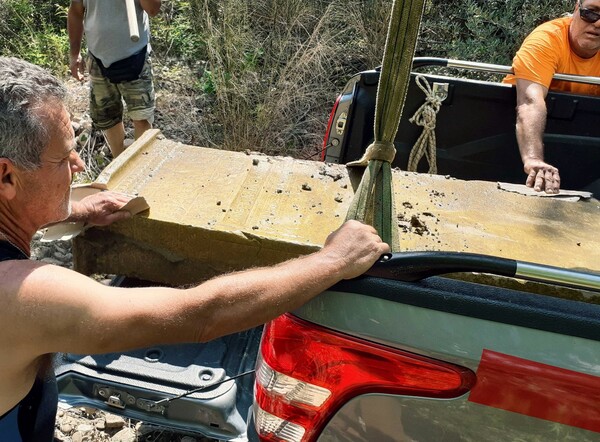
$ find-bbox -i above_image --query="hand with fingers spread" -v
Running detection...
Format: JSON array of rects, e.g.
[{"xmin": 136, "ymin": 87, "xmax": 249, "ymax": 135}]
[{"xmin": 524, "ymin": 158, "xmax": 561, "ymax": 194}]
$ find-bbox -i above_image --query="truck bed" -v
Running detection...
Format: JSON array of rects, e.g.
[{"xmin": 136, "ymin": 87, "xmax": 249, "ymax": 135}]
[
  {"xmin": 284, "ymin": 274, "xmax": 600, "ymax": 441},
  {"xmin": 324, "ymin": 60, "xmax": 600, "ymax": 196}
]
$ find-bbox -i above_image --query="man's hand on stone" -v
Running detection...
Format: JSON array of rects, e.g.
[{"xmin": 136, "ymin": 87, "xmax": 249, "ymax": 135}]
[
  {"xmin": 73, "ymin": 191, "xmax": 133, "ymax": 226},
  {"xmin": 524, "ymin": 158, "xmax": 561, "ymax": 194}
]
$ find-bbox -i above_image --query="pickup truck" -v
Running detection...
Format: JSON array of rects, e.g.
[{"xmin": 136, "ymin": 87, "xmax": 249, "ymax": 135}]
[
  {"xmin": 250, "ymin": 59, "xmax": 600, "ymax": 442},
  {"xmin": 56, "ymin": 59, "xmax": 600, "ymax": 442}
]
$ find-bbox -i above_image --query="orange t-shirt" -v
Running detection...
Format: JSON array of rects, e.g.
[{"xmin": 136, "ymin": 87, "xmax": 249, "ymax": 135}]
[{"xmin": 503, "ymin": 16, "xmax": 600, "ymax": 96}]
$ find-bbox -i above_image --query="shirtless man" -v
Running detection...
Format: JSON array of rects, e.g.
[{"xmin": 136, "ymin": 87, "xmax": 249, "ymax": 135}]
[{"xmin": 0, "ymin": 57, "xmax": 389, "ymax": 441}]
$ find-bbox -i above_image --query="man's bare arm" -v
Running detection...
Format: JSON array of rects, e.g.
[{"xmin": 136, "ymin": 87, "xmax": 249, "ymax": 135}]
[
  {"xmin": 67, "ymin": 1, "xmax": 85, "ymax": 81},
  {"xmin": 515, "ymin": 79, "xmax": 560, "ymax": 193},
  {"xmin": 1, "ymin": 221, "xmax": 389, "ymax": 358}
]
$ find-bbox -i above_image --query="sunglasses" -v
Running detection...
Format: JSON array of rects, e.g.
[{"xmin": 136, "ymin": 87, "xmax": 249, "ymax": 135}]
[{"xmin": 579, "ymin": 1, "xmax": 600, "ymax": 23}]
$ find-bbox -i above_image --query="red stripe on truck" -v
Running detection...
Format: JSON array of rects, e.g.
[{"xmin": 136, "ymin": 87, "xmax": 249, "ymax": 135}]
[{"xmin": 469, "ymin": 349, "xmax": 600, "ymax": 433}]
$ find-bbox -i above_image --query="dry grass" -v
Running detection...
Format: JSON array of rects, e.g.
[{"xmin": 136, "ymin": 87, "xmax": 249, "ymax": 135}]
[
  {"xmin": 177, "ymin": 0, "xmax": 392, "ymax": 159},
  {"xmin": 63, "ymin": 0, "xmax": 393, "ymax": 166}
]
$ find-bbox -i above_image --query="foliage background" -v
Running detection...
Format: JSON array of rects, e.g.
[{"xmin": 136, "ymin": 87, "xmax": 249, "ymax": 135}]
[{"xmin": 0, "ymin": 0, "xmax": 575, "ymax": 157}]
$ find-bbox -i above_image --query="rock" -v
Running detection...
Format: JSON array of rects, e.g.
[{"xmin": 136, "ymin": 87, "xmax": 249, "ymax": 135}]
[
  {"xmin": 95, "ymin": 419, "xmax": 106, "ymax": 431},
  {"xmin": 59, "ymin": 423, "xmax": 73, "ymax": 434},
  {"xmin": 71, "ymin": 431, "xmax": 84, "ymax": 442},
  {"xmin": 54, "ymin": 429, "xmax": 69, "ymax": 442},
  {"xmin": 104, "ymin": 413, "xmax": 126, "ymax": 429},
  {"xmin": 40, "ymin": 257, "xmax": 64, "ymax": 266},
  {"xmin": 76, "ymin": 423, "xmax": 95, "ymax": 434},
  {"xmin": 111, "ymin": 427, "xmax": 136, "ymax": 442},
  {"xmin": 135, "ymin": 422, "xmax": 157, "ymax": 436}
]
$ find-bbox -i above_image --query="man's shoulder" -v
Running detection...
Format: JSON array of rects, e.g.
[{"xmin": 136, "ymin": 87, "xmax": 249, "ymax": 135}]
[
  {"xmin": 0, "ymin": 258, "xmax": 47, "ymax": 290},
  {"xmin": 520, "ymin": 16, "xmax": 571, "ymax": 54},
  {"xmin": 530, "ymin": 16, "xmax": 571, "ymax": 40}
]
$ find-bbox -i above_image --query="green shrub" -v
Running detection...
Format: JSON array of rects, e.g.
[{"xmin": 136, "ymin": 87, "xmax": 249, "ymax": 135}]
[
  {"xmin": 0, "ymin": 0, "xmax": 70, "ymax": 74},
  {"xmin": 419, "ymin": 0, "xmax": 575, "ymax": 63},
  {"xmin": 0, "ymin": 0, "xmax": 580, "ymax": 156},
  {"xmin": 151, "ymin": 0, "xmax": 207, "ymax": 61}
]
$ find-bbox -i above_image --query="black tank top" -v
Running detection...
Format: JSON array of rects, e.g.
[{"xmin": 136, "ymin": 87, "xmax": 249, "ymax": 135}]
[{"xmin": 0, "ymin": 241, "xmax": 58, "ymax": 441}]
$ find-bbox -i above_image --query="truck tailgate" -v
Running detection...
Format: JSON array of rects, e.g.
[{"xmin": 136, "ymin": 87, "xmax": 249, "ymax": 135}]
[
  {"xmin": 289, "ymin": 276, "xmax": 600, "ymax": 441},
  {"xmin": 56, "ymin": 324, "xmax": 262, "ymax": 439}
]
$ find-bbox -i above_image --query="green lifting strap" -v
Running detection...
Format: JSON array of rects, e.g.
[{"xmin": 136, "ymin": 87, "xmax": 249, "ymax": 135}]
[{"xmin": 346, "ymin": 0, "xmax": 425, "ymax": 252}]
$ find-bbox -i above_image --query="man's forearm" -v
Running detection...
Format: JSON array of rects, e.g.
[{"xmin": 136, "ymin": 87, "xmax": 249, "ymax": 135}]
[
  {"xmin": 182, "ymin": 250, "xmax": 346, "ymax": 343},
  {"xmin": 67, "ymin": 8, "xmax": 84, "ymax": 58},
  {"xmin": 516, "ymin": 101, "xmax": 547, "ymax": 164}
]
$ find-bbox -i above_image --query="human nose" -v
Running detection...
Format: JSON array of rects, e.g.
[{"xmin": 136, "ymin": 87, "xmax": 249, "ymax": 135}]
[{"xmin": 70, "ymin": 150, "xmax": 85, "ymax": 174}]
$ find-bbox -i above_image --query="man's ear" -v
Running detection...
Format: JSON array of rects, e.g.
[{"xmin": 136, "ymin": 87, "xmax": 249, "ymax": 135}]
[{"xmin": 0, "ymin": 158, "xmax": 18, "ymax": 200}]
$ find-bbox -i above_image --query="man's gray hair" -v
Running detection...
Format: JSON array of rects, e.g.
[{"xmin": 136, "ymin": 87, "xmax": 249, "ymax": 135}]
[{"xmin": 0, "ymin": 57, "xmax": 67, "ymax": 170}]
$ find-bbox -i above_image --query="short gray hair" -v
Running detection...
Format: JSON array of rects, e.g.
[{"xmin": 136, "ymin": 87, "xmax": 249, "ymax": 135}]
[{"xmin": 0, "ymin": 57, "xmax": 67, "ymax": 170}]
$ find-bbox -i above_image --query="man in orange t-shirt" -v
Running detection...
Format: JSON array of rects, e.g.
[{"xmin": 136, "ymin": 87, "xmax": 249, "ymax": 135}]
[{"xmin": 503, "ymin": 0, "xmax": 600, "ymax": 193}]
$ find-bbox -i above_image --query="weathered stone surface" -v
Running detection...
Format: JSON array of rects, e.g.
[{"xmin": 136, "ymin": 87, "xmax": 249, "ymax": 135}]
[
  {"xmin": 104, "ymin": 413, "xmax": 126, "ymax": 429},
  {"xmin": 59, "ymin": 423, "xmax": 73, "ymax": 434},
  {"xmin": 111, "ymin": 427, "xmax": 136, "ymax": 442},
  {"xmin": 76, "ymin": 423, "xmax": 94, "ymax": 434},
  {"xmin": 73, "ymin": 130, "xmax": 600, "ymax": 294}
]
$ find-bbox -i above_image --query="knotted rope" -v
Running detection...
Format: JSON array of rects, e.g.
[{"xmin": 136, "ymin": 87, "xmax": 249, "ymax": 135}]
[
  {"xmin": 346, "ymin": 141, "xmax": 397, "ymax": 250},
  {"xmin": 407, "ymin": 75, "xmax": 443, "ymax": 174},
  {"xmin": 344, "ymin": 0, "xmax": 426, "ymax": 253},
  {"xmin": 346, "ymin": 141, "xmax": 397, "ymax": 167}
]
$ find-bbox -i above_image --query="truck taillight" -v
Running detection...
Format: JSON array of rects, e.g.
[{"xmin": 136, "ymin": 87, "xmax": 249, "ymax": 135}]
[
  {"xmin": 254, "ymin": 313, "xmax": 475, "ymax": 442},
  {"xmin": 320, "ymin": 95, "xmax": 342, "ymax": 161}
]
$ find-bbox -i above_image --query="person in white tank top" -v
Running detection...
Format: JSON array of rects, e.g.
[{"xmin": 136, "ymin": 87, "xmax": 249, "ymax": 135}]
[{"xmin": 67, "ymin": 0, "xmax": 162, "ymax": 158}]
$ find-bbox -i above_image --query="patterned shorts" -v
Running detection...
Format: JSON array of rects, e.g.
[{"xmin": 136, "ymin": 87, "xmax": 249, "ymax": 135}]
[{"xmin": 87, "ymin": 53, "xmax": 156, "ymax": 130}]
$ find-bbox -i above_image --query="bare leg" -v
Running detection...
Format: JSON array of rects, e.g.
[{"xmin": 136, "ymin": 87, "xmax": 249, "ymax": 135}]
[
  {"xmin": 104, "ymin": 122, "xmax": 125, "ymax": 158},
  {"xmin": 132, "ymin": 119, "xmax": 152, "ymax": 139}
]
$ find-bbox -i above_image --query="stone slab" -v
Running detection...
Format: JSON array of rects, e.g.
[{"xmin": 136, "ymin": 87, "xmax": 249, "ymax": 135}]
[{"xmin": 73, "ymin": 130, "xmax": 600, "ymax": 289}]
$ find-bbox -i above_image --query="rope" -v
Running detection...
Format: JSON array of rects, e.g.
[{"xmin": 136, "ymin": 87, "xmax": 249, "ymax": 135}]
[
  {"xmin": 343, "ymin": 0, "xmax": 426, "ymax": 253},
  {"xmin": 346, "ymin": 141, "xmax": 396, "ymax": 167},
  {"xmin": 407, "ymin": 75, "xmax": 442, "ymax": 174}
]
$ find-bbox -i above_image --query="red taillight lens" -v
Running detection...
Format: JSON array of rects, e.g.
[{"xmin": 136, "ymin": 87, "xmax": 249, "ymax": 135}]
[
  {"xmin": 254, "ymin": 313, "xmax": 475, "ymax": 442},
  {"xmin": 320, "ymin": 95, "xmax": 342, "ymax": 161}
]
